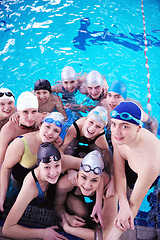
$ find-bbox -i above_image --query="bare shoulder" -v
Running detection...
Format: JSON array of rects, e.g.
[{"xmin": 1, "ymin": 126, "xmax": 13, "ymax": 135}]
[
  {"xmin": 76, "ymin": 117, "xmax": 86, "ymax": 126},
  {"xmin": 0, "ymin": 121, "xmax": 18, "ymax": 139},
  {"xmin": 57, "ymin": 173, "xmax": 74, "ymax": 191},
  {"xmin": 50, "ymin": 93, "xmax": 60, "ymax": 100},
  {"xmin": 22, "ymin": 171, "xmax": 38, "ymax": 196},
  {"xmin": 51, "ymin": 83, "xmax": 63, "ymax": 93}
]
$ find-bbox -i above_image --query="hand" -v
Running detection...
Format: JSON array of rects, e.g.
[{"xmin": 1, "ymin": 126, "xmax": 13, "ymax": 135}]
[
  {"xmin": 64, "ymin": 213, "xmax": 86, "ymax": 227},
  {"xmin": 104, "ymin": 175, "xmax": 116, "ymax": 198},
  {"xmin": 114, "ymin": 205, "xmax": 135, "ymax": 232},
  {"xmin": 79, "ymin": 105, "xmax": 90, "ymax": 113},
  {"xmin": 9, "ymin": 112, "xmax": 19, "ymax": 123},
  {"xmin": 54, "ymin": 136, "xmax": 63, "ymax": 148},
  {"xmin": 64, "ymin": 103, "xmax": 73, "ymax": 109},
  {"xmin": 67, "ymin": 169, "xmax": 78, "ymax": 185},
  {"xmin": 90, "ymin": 203, "xmax": 103, "ymax": 228},
  {"xmin": 43, "ymin": 226, "xmax": 68, "ymax": 240}
]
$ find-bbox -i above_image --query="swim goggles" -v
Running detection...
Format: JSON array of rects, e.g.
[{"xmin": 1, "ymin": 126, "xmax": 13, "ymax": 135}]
[
  {"xmin": 34, "ymin": 85, "xmax": 51, "ymax": 92},
  {"xmin": 91, "ymin": 111, "xmax": 107, "ymax": 125},
  {"xmin": 80, "ymin": 163, "xmax": 103, "ymax": 175},
  {"xmin": 43, "ymin": 118, "xmax": 63, "ymax": 128},
  {"xmin": 40, "ymin": 155, "xmax": 60, "ymax": 163},
  {"xmin": 0, "ymin": 92, "xmax": 14, "ymax": 98},
  {"xmin": 110, "ymin": 110, "xmax": 141, "ymax": 125}
]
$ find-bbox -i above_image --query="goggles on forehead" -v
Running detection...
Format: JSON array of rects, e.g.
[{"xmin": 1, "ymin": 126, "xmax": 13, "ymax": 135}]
[
  {"xmin": 91, "ymin": 111, "xmax": 107, "ymax": 125},
  {"xmin": 110, "ymin": 110, "xmax": 141, "ymax": 125},
  {"xmin": 39, "ymin": 155, "xmax": 60, "ymax": 163},
  {"xmin": 80, "ymin": 163, "xmax": 103, "ymax": 175},
  {"xmin": 0, "ymin": 92, "xmax": 14, "ymax": 98},
  {"xmin": 43, "ymin": 118, "xmax": 63, "ymax": 128},
  {"xmin": 34, "ymin": 85, "xmax": 51, "ymax": 92}
]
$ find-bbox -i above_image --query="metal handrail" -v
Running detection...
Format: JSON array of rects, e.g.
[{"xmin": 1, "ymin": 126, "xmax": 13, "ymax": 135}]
[{"xmin": 94, "ymin": 224, "xmax": 103, "ymax": 240}]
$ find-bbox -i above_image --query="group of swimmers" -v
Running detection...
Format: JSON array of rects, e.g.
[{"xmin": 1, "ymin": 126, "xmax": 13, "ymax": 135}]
[{"xmin": 0, "ymin": 66, "xmax": 160, "ymax": 240}]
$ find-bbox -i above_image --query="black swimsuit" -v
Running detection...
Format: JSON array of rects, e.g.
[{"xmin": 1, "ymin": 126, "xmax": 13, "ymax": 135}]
[
  {"xmin": 70, "ymin": 121, "xmax": 105, "ymax": 157},
  {"xmin": 68, "ymin": 186, "xmax": 97, "ymax": 228},
  {"xmin": 125, "ymin": 160, "xmax": 160, "ymax": 189}
]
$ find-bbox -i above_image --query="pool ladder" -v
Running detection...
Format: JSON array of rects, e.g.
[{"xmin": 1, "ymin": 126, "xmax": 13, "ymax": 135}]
[{"xmin": 95, "ymin": 224, "xmax": 103, "ymax": 240}]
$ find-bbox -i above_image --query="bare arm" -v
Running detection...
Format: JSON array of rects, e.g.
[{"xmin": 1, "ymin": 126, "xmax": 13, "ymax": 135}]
[
  {"xmin": 62, "ymin": 214, "xmax": 95, "ymax": 240},
  {"xmin": 3, "ymin": 172, "xmax": 67, "ymax": 240},
  {"xmin": 54, "ymin": 174, "xmax": 95, "ymax": 240},
  {"xmin": 51, "ymin": 83, "xmax": 63, "ymax": 94},
  {"xmin": 60, "ymin": 122, "xmax": 83, "ymax": 172},
  {"xmin": 129, "ymin": 166, "xmax": 158, "ymax": 218},
  {"xmin": 60, "ymin": 123, "xmax": 77, "ymax": 153},
  {"xmin": 96, "ymin": 135, "xmax": 116, "ymax": 197},
  {"xmin": 52, "ymin": 95, "xmax": 67, "ymax": 119},
  {"xmin": 0, "ymin": 122, "xmax": 16, "ymax": 166},
  {"xmin": 0, "ymin": 138, "xmax": 24, "ymax": 212},
  {"xmin": 105, "ymin": 142, "xmax": 128, "ymax": 240}
]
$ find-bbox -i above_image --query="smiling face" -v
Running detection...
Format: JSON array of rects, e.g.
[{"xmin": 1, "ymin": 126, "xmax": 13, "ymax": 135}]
[
  {"xmin": 111, "ymin": 118, "xmax": 140, "ymax": 145},
  {"xmin": 106, "ymin": 92, "xmax": 124, "ymax": 111},
  {"xmin": 40, "ymin": 121, "xmax": 61, "ymax": 143},
  {"xmin": 82, "ymin": 117, "xmax": 104, "ymax": 139},
  {"xmin": 87, "ymin": 84, "xmax": 103, "ymax": 99},
  {"xmin": 0, "ymin": 99, "xmax": 15, "ymax": 120},
  {"xmin": 62, "ymin": 79, "xmax": 78, "ymax": 92},
  {"xmin": 35, "ymin": 89, "xmax": 50, "ymax": 104},
  {"xmin": 39, "ymin": 159, "xmax": 62, "ymax": 184},
  {"xmin": 18, "ymin": 108, "xmax": 38, "ymax": 127},
  {"xmin": 78, "ymin": 170, "xmax": 101, "ymax": 196}
]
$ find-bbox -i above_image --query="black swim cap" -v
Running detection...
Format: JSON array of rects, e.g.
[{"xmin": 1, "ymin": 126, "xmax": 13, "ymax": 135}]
[
  {"xmin": 34, "ymin": 79, "xmax": 52, "ymax": 93},
  {"xmin": 37, "ymin": 142, "xmax": 61, "ymax": 165}
]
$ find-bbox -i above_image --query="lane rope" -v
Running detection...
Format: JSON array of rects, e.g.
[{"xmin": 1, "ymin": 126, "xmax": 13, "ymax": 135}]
[{"xmin": 141, "ymin": 0, "xmax": 151, "ymax": 114}]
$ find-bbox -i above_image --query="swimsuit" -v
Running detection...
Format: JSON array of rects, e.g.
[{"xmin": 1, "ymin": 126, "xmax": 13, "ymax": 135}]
[
  {"xmin": 69, "ymin": 186, "xmax": 97, "ymax": 227},
  {"xmin": 61, "ymin": 87, "xmax": 78, "ymax": 104},
  {"xmin": 125, "ymin": 160, "xmax": 160, "ymax": 189},
  {"xmin": 31, "ymin": 169, "xmax": 45, "ymax": 199},
  {"xmin": 70, "ymin": 121, "xmax": 105, "ymax": 157},
  {"xmin": 12, "ymin": 136, "xmax": 37, "ymax": 183}
]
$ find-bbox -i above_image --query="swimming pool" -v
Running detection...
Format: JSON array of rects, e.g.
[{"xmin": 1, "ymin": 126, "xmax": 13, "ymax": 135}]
[{"xmin": 0, "ymin": 0, "xmax": 160, "ymax": 234}]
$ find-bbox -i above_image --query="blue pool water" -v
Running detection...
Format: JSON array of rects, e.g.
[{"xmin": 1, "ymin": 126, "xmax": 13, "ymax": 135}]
[{"xmin": 0, "ymin": 0, "xmax": 160, "ymax": 232}]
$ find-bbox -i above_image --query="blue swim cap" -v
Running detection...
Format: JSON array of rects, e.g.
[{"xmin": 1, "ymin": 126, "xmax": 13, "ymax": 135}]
[
  {"xmin": 108, "ymin": 81, "xmax": 127, "ymax": 99},
  {"xmin": 110, "ymin": 102, "xmax": 142, "ymax": 126}
]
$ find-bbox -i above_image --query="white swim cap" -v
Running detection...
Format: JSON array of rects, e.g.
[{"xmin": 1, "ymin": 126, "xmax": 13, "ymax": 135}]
[
  {"xmin": 61, "ymin": 66, "xmax": 77, "ymax": 81},
  {"xmin": 80, "ymin": 150, "xmax": 104, "ymax": 176},
  {"xmin": 0, "ymin": 88, "xmax": 15, "ymax": 102},
  {"xmin": 17, "ymin": 91, "xmax": 39, "ymax": 111},
  {"xmin": 86, "ymin": 70, "xmax": 103, "ymax": 86},
  {"xmin": 87, "ymin": 106, "xmax": 108, "ymax": 126},
  {"xmin": 42, "ymin": 112, "xmax": 64, "ymax": 128}
]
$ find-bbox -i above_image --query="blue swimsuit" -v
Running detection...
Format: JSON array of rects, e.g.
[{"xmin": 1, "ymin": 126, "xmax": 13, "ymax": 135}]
[{"xmin": 31, "ymin": 170, "xmax": 45, "ymax": 199}]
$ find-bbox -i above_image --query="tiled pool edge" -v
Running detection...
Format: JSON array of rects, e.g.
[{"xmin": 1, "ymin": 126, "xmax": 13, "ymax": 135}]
[{"xmin": 120, "ymin": 226, "xmax": 160, "ymax": 240}]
